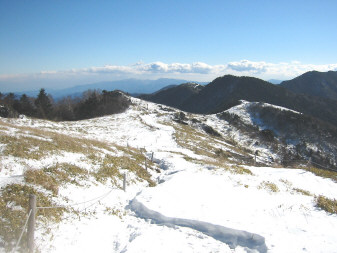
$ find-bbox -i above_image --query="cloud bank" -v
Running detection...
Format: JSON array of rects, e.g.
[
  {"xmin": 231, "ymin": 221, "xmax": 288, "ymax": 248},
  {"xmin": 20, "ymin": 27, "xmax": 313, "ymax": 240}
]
[
  {"xmin": 1, "ymin": 60, "xmax": 337, "ymax": 92},
  {"xmin": 34, "ymin": 60, "xmax": 337, "ymax": 77}
]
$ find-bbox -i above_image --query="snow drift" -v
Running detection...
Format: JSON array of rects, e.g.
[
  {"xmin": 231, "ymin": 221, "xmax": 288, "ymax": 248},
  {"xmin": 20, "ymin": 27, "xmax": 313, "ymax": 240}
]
[{"xmin": 128, "ymin": 198, "xmax": 268, "ymax": 253}]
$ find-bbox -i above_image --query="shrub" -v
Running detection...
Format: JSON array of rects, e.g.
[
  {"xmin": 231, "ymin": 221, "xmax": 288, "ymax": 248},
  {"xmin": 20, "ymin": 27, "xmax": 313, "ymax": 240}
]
[{"xmin": 260, "ymin": 129, "xmax": 275, "ymax": 142}]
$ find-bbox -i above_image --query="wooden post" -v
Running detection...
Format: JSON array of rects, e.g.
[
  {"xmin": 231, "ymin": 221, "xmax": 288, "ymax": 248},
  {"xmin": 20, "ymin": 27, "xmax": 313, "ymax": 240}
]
[
  {"xmin": 123, "ymin": 173, "xmax": 126, "ymax": 192},
  {"xmin": 27, "ymin": 194, "xmax": 36, "ymax": 253},
  {"xmin": 145, "ymin": 158, "xmax": 147, "ymax": 171},
  {"xmin": 151, "ymin": 152, "xmax": 154, "ymax": 162},
  {"xmin": 254, "ymin": 150, "xmax": 259, "ymax": 166}
]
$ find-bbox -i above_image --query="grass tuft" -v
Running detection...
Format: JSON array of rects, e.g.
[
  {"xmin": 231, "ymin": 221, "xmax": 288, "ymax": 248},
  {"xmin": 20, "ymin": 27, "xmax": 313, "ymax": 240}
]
[
  {"xmin": 230, "ymin": 165, "xmax": 253, "ymax": 175},
  {"xmin": 316, "ymin": 195, "xmax": 337, "ymax": 214},
  {"xmin": 25, "ymin": 169, "xmax": 60, "ymax": 195},
  {"xmin": 104, "ymin": 207, "xmax": 126, "ymax": 219},
  {"xmin": 293, "ymin": 188, "xmax": 312, "ymax": 196},
  {"xmin": 305, "ymin": 166, "xmax": 337, "ymax": 182},
  {"xmin": 258, "ymin": 181, "xmax": 279, "ymax": 192}
]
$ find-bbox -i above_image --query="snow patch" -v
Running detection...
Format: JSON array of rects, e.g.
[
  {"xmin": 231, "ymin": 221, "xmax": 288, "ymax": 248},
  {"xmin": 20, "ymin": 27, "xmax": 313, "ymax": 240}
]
[{"xmin": 128, "ymin": 198, "xmax": 267, "ymax": 252}]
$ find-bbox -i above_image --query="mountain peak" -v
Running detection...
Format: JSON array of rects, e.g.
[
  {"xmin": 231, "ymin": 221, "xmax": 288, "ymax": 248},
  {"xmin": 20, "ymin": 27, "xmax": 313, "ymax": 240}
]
[{"xmin": 280, "ymin": 70, "xmax": 337, "ymax": 100}]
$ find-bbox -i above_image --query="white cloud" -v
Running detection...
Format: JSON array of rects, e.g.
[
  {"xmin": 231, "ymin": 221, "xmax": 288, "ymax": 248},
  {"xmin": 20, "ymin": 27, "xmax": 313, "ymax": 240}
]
[
  {"xmin": 87, "ymin": 62, "xmax": 216, "ymax": 74},
  {"xmin": 67, "ymin": 60, "xmax": 337, "ymax": 77},
  {"xmin": 1, "ymin": 60, "xmax": 337, "ymax": 92},
  {"xmin": 225, "ymin": 60, "xmax": 337, "ymax": 79},
  {"xmin": 227, "ymin": 60, "xmax": 268, "ymax": 73}
]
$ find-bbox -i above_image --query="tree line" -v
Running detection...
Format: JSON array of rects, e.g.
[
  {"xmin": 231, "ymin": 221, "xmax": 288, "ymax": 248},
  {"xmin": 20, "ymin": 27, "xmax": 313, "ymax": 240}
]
[{"xmin": 0, "ymin": 88, "xmax": 131, "ymax": 121}]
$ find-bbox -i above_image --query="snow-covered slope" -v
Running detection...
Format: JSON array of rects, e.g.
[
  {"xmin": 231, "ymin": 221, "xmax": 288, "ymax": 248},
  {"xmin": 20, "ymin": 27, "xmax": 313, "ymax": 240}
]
[
  {"xmin": 0, "ymin": 98, "xmax": 336, "ymax": 253},
  {"xmin": 214, "ymin": 100, "xmax": 337, "ymax": 169}
]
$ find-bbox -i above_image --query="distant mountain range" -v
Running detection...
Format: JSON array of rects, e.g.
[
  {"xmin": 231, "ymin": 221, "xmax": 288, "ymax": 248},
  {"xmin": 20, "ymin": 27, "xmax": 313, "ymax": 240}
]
[
  {"xmin": 139, "ymin": 71, "xmax": 337, "ymax": 127},
  {"xmin": 267, "ymin": 79, "xmax": 284, "ymax": 84},
  {"xmin": 15, "ymin": 78, "xmax": 209, "ymax": 99}
]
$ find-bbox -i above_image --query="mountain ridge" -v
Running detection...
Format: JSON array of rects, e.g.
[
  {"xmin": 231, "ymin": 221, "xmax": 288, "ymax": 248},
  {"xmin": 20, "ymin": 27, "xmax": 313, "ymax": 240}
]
[
  {"xmin": 139, "ymin": 82, "xmax": 204, "ymax": 108},
  {"xmin": 140, "ymin": 74, "xmax": 337, "ymax": 127},
  {"xmin": 280, "ymin": 70, "xmax": 337, "ymax": 100}
]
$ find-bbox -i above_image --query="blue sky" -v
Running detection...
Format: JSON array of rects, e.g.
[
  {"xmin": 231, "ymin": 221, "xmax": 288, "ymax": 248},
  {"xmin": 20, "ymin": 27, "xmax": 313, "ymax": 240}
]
[{"xmin": 1, "ymin": 0, "xmax": 337, "ymax": 91}]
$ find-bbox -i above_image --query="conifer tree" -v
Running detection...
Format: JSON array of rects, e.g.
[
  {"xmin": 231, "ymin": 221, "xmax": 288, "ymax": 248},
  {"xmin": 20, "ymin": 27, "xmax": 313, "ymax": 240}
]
[
  {"xmin": 17, "ymin": 94, "xmax": 35, "ymax": 116},
  {"xmin": 3, "ymin": 93, "xmax": 16, "ymax": 107},
  {"xmin": 35, "ymin": 88, "xmax": 53, "ymax": 119}
]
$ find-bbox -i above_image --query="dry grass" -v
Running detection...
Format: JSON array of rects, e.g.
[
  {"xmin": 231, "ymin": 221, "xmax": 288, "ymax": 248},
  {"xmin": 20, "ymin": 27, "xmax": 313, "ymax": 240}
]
[
  {"xmin": 0, "ymin": 115, "xmax": 163, "ymax": 252},
  {"xmin": 45, "ymin": 163, "xmax": 88, "ymax": 185},
  {"xmin": 0, "ymin": 126, "xmax": 9, "ymax": 131},
  {"xmin": 316, "ymin": 195, "xmax": 337, "ymax": 214},
  {"xmin": 166, "ymin": 121, "xmax": 254, "ymax": 169},
  {"xmin": 171, "ymin": 123, "xmax": 231, "ymax": 167},
  {"xmin": 93, "ymin": 155, "xmax": 123, "ymax": 185},
  {"xmin": 0, "ymin": 121, "xmax": 116, "ymax": 161},
  {"xmin": 0, "ymin": 120, "xmax": 159, "ymax": 251},
  {"xmin": 171, "ymin": 123, "xmax": 216, "ymax": 157},
  {"xmin": 0, "ymin": 148, "xmax": 155, "ymax": 251},
  {"xmin": 0, "ymin": 135, "xmax": 50, "ymax": 159},
  {"xmin": 104, "ymin": 207, "xmax": 126, "ymax": 219},
  {"xmin": 230, "ymin": 165, "xmax": 253, "ymax": 175},
  {"xmin": 0, "ymin": 184, "xmax": 65, "ymax": 251},
  {"xmin": 305, "ymin": 166, "xmax": 337, "ymax": 182},
  {"xmin": 94, "ymin": 152, "xmax": 156, "ymax": 187},
  {"xmin": 25, "ymin": 169, "xmax": 60, "ymax": 195},
  {"xmin": 0, "ymin": 162, "xmax": 88, "ymax": 251},
  {"xmin": 280, "ymin": 179, "xmax": 292, "ymax": 187},
  {"xmin": 279, "ymin": 178, "xmax": 293, "ymax": 191},
  {"xmin": 182, "ymin": 155, "xmax": 205, "ymax": 165},
  {"xmin": 293, "ymin": 188, "xmax": 312, "ymax": 196},
  {"xmin": 24, "ymin": 163, "xmax": 89, "ymax": 195},
  {"xmin": 258, "ymin": 181, "xmax": 279, "ymax": 192},
  {"xmin": 214, "ymin": 148, "xmax": 231, "ymax": 161},
  {"xmin": 200, "ymin": 156, "xmax": 253, "ymax": 175}
]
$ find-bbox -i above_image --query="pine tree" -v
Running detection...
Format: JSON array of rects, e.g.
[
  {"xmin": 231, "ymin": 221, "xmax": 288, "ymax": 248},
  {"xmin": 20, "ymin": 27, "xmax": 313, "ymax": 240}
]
[
  {"xmin": 35, "ymin": 88, "xmax": 53, "ymax": 119},
  {"xmin": 17, "ymin": 94, "xmax": 35, "ymax": 116},
  {"xmin": 3, "ymin": 93, "xmax": 16, "ymax": 107},
  {"xmin": 76, "ymin": 91, "xmax": 100, "ymax": 119}
]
